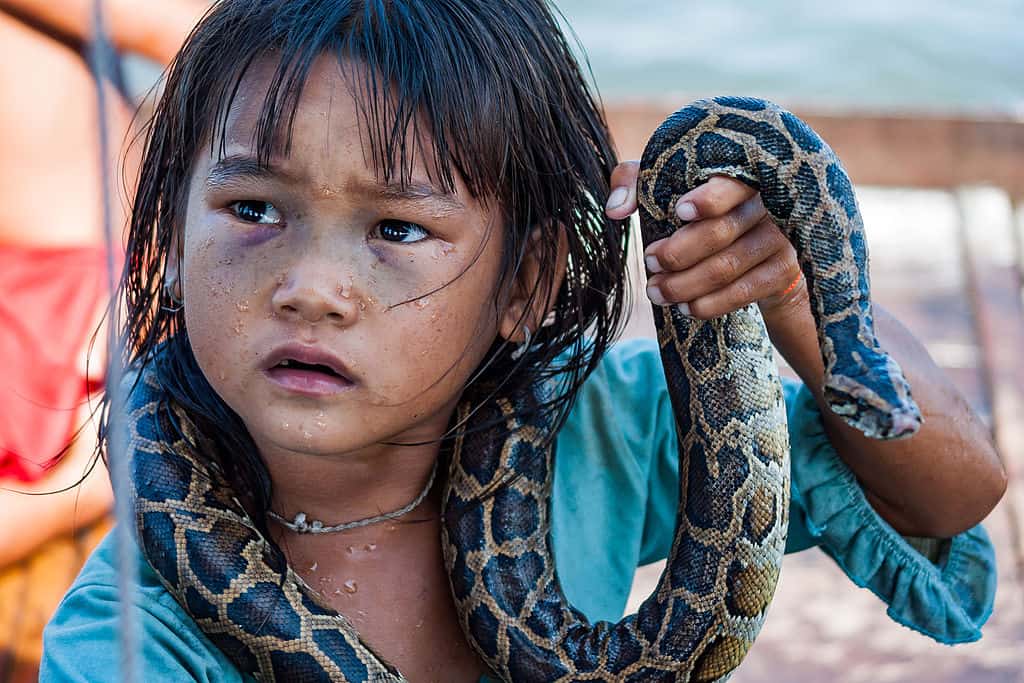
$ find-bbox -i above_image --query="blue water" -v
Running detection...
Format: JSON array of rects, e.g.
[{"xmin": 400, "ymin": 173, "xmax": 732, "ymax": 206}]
[{"xmin": 555, "ymin": 0, "xmax": 1024, "ymax": 113}]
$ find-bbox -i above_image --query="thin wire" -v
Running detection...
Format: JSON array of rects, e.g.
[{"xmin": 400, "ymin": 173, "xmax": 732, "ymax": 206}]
[{"xmin": 88, "ymin": 3, "xmax": 138, "ymax": 681}]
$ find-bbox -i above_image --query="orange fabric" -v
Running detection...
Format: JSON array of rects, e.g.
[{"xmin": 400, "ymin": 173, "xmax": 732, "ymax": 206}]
[{"xmin": 0, "ymin": 245, "xmax": 109, "ymax": 482}]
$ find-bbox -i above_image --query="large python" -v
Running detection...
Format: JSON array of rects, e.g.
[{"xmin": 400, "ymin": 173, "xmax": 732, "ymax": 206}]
[{"xmin": 128, "ymin": 97, "xmax": 921, "ymax": 681}]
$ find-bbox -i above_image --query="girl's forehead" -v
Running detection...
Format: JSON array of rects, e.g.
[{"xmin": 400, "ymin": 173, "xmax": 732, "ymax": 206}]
[{"xmin": 212, "ymin": 54, "xmax": 462, "ymax": 196}]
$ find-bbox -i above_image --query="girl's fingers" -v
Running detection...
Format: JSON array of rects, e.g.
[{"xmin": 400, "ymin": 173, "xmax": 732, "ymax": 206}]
[
  {"xmin": 673, "ymin": 174, "xmax": 757, "ymax": 222},
  {"xmin": 605, "ymin": 160, "xmax": 640, "ymax": 219},
  {"xmin": 645, "ymin": 193, "xmax": 767, "ymax": 273},
  {"xmin": 647, "ymin": 217, "xmax": 786, "ymax": 306},
  {"xmin": 680, "ymin": 249, "xmax": 799, "ymax": 319}
]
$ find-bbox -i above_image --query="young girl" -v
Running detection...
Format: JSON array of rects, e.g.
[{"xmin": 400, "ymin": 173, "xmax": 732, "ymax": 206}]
[{"xmin": 42, "ymin": 0, "xmax": 1004, "ymax": 681}]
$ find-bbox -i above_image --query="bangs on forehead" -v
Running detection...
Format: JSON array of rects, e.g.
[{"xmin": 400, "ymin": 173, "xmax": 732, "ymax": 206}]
[{"xmin": 204, "ymin": 0, "xmax": 509, "ymax": 201}]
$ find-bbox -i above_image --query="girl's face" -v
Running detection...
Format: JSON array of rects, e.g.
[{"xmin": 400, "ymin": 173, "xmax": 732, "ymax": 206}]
[{"xmin": 180, "ymin": 56, "xmax": 506, "ymax": 460}]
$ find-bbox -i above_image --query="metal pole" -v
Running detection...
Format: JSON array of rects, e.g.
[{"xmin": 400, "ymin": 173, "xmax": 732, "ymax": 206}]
[{"xmin": 88, "ymin": 2, "xmax": 138, "ymax": 681}]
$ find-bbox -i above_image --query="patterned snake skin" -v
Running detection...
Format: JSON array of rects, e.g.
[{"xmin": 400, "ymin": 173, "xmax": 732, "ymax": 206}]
[{"xmin": 129, "ymin": 97, "xmax": 921, "ymax": 682}]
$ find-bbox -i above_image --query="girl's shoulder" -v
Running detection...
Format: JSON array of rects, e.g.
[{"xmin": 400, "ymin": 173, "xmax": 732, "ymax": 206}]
[{"xmin": 41, "ymin": 532, "xmax": 250, "ymax": 683}]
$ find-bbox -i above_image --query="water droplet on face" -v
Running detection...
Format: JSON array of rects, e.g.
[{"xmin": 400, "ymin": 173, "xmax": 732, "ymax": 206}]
[
  {"xmin": 413, "ymin": 297, "xmax": 431, "ymax": 310},
  {"xmin": 302, "ymin": 430, "xmax": 313, "ymax": 440},
  {"xmin": 364, "ymin": 543, "xmax": 377, "ymax": 552},
  {"xmin": 316, "ymin": 410, "xmax": 325, "ymax": 418},
  {"xmin": 440, "ymin": 244, "xmax": 456, "ymax": 256},
  {"xmin": 314, "ymin": 419, "xmax": 327, "ymax": 431},
  {"xmin": 281, "ymin": 421, "xmax": 291, "ymax": 431},
  {"xmin": 309, "ymin": 562, "xmax": 318, "ymax": 572},
  {"xmin": 236, "ymin": 301, "xmax": 250, "ymax": 312},
  {"xmin": 343, "ymin": 579, "xmax": 358, "ymax": 594},
  {"xmin": 346, "ymin": 545, "xmax": 355, "ymax": 554},
  {"xmin": 232, "ymin": 321, "xmax": 244, "ymax": 335},
  {"xmin": 276, "ymin": 273, "xmax": 286, "ymax": 285},
  {"xmin": 218, "ymin": 371, "xmax": 226, "ymax": 381}
]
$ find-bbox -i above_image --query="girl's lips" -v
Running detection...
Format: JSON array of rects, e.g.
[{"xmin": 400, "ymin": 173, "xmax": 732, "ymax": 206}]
[{"xmin": 263, "ymin": 366, "xmax": 355, "ymax": 396}]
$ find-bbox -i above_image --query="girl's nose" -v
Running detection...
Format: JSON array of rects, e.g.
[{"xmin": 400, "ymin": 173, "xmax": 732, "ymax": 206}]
[{"xmin": 271, "ymin": 271, "xmax": 361, "ymax": 327}]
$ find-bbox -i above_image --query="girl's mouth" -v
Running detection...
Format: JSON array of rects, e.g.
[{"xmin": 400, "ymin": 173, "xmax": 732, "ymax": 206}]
[{"xmin": 263, "ymin": 359, "xmax": 355, "ymax": 397}]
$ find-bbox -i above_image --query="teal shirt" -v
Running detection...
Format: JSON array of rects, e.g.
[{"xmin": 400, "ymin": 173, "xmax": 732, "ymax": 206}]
[{"xmin": 41, "ymin": 339, "xmax": 997, "ymax": 682}]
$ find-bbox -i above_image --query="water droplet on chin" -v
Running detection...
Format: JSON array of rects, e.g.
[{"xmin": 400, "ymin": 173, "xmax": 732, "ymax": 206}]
[{"xmin": 343, "ymin": 579, "xmax": 358, "ymax": 594}]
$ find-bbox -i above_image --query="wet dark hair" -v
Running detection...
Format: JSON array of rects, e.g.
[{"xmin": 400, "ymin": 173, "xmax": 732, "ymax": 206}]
[{"xmin": 108, "ymin": 0, "xmax": 630, "ymax": 522}]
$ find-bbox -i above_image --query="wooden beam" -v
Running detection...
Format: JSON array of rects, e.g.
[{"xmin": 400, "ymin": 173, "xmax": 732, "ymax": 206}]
[{"xmin": 605, "ymin": 103, "xmax": 1024, "ymax": 199}]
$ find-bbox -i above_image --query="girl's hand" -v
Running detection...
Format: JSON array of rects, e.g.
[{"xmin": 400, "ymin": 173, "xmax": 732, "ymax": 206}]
[{"xmin": 605, "ymin": 161, "xmax": 805, "ymax": 320}]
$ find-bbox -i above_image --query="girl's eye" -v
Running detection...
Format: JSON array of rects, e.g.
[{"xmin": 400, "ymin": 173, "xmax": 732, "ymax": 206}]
[
  {"xmin": 376, "ymin": 220, "xmax": 430, "ymax": 244},
  {"xmin": 229, "ymin": 200, "xmax": 282, "ymax": 225}
]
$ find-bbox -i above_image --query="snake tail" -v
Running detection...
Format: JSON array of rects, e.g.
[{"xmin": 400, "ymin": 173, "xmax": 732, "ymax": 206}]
[{"xmin": 637, "ymin": 96, "xmax": 922, "ymax": 441}]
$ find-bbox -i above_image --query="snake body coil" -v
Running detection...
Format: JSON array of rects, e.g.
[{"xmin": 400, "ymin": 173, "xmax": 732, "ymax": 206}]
[{"xmin": 130, "ymin": 97, "xmax": 920, "ymax": 681}]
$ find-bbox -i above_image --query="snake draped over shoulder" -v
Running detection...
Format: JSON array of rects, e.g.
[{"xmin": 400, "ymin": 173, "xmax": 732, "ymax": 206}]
[{"xmin": 129, "ymin": 97, "xmax": 921, "ymax": 682}]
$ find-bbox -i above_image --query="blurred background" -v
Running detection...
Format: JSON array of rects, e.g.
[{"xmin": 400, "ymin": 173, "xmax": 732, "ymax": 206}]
[{"xmin": 1, "ymin": 1, "xmax": 1022, "ymax": 681}]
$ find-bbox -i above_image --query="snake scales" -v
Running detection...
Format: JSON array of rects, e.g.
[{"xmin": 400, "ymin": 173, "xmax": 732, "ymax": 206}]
[{"xmin": 128, "ymin": 97, "xmax": 921, "ymax": 681}]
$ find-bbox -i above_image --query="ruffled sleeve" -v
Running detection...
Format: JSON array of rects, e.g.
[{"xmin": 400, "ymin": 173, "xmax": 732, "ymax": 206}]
[{"xmin": 783, "ymin": 378, "xmax": 997, "ymax": 644}]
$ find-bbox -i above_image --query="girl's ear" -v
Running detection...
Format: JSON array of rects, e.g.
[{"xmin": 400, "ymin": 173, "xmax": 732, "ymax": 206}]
[
  {"xmin": 165, "ymin": 233, "xmax": 183, "ymax": 301},
  {"xmin": 499, "ymin": 224, "xmax": 569, "ymax": 343}
]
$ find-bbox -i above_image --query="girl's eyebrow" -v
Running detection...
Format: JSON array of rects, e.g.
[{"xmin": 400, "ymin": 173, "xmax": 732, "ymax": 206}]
[
  {"xmin": 205, "ymin": 155, "xmax": 466, "ymax": 213},
  {"xmin": 205, "ymin": 155, "xmax": 293, "ymax": 189},
  {"xmin": 357, "ymin": 179, "xmax": 466, "ymax": 213}
]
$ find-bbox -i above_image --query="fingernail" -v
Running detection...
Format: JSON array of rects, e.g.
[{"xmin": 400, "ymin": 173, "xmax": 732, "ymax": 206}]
[
  {"xmin": 676, "ymin": 302, "xmax": 691, "ymax": 316},
  {"xmin": 675, "ymin": 201, "xmax": 698, "ymax": 221},
  {"xmin": 606, "ymin": 186, "xmax": 628, "ymax": 210},
  {"xmin": 647, "ymin": 284, "xmax": 666, "ymax": 305},
  {"xmin": 644, "ymin": 254, "xmax": 663, "ymax": 273}
]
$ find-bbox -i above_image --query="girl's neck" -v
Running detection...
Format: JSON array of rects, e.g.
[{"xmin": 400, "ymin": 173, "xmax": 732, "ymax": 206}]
[{"xmin": 263, "ymin": 440, "xmax": 443, "ymax": 529}]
